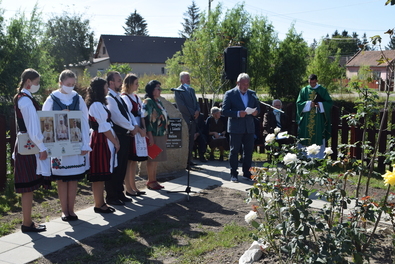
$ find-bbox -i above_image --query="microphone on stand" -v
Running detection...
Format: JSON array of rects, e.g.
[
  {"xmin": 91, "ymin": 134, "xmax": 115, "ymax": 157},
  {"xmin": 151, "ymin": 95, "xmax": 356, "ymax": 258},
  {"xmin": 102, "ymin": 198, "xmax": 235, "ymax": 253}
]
[
  {"xmin": 171, "ymin": 88, "xmax": 185, "ymax": 92},
  {"xmin": 260, "ymin": 102, "xmax": 284, "ymax": 113}
]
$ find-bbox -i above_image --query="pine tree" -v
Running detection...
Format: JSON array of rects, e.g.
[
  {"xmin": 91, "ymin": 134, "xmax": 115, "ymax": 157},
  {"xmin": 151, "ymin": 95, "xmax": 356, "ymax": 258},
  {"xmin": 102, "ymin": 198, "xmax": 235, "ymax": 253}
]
[
  {"xmin": 179, "ymin": 1, "xmax": 200, "ymax": 38},
  {"xmin": 386, "ymin": 36, "xmax": 395, "ymax": 50},
  {"xmin": 123, "ymin": 10, "xmax": 148, "ymax": 36}
]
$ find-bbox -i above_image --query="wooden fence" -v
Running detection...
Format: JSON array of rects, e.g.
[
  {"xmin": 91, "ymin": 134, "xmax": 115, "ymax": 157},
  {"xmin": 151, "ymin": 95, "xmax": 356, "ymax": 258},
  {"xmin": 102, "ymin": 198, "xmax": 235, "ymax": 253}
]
[{"xmin": 1, "ymin": 99, "xmax": 395, "ymax": 191}]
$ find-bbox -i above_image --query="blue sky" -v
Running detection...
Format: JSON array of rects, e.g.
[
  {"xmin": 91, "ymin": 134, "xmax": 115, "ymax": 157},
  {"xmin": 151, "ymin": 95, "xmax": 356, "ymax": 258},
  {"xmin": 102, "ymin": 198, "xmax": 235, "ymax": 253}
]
[{"xmin": 1, "ymin": 0, "xmax": 394, "ymax": 47}]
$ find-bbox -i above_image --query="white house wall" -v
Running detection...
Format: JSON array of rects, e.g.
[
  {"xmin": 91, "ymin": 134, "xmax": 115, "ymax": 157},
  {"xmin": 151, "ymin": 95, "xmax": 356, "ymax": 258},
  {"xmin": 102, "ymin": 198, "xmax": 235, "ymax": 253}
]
[{"xmin": 88, "ymin": 59, "xmax": 111, "ymax": 77}]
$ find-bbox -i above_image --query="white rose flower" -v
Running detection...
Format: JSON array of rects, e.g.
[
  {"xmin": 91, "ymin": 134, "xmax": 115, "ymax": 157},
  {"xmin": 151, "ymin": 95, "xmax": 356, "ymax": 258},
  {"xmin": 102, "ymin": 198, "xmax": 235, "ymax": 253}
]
[
  {"xmin": 283, "ymin": 153, "xmax": 298, "ymax": 165},
  {"xmin": 274, "ymin": 127, "xmax": 281, "ymax": 135},
  {"xmin": 265, "ymin": 133, "xmax": 276, "ymax": 144},
  {"xmin": 306, "ymin": 144, "xmax": 320, "ymax": 155},
  {"xmin": 245, "ymin": 211, "xmax": 258, "ymax": 224},
  {"xmin": 324, "ymin": 147, "xmax": 333, "ymax": 156}
]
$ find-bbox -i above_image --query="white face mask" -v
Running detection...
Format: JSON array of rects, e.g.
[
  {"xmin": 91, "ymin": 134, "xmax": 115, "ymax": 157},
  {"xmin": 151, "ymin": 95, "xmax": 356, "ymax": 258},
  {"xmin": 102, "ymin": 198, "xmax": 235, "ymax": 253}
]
[
  {"xmin": 29, "ymin": 84, "xmax": 40, "ymax": 94},
  {"xmin": 61, "ymin": 85, "xmax": 74, "ymax": 94}
]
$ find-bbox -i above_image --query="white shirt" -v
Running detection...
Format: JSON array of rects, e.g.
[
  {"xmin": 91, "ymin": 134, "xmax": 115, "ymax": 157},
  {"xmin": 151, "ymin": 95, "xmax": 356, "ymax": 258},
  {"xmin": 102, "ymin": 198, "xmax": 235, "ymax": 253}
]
[{"xmin": 106, "ymin": 89, "xmax": 136, "ymax": 131}]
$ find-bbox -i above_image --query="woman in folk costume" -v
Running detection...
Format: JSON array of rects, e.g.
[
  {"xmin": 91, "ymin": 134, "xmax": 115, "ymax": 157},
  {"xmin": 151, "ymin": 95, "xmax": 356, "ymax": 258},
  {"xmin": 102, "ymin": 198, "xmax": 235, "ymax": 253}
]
[
  {"xmin": 42, "ymin": 70, "xmax": 91, "ymax": 221},
  {"xmin": 86, "ymin": 77, "xmax": 120, "ymax": 214},
  {"xmin": 13, "ymin": 68, "xmax": 51, "ymax": 233},
  {"xmin": 296, "ymin": 74, "xmax": 333, "ymax": 159},
  {"xmin": 121, "ymin": 73, "xmax": 148, "ymax": 196}
]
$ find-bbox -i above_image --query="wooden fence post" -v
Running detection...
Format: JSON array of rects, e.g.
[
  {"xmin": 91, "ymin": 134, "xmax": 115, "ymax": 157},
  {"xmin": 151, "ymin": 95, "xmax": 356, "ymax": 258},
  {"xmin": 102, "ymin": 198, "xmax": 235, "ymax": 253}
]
[{"xmin": 0, "ymin": 115, "xmax": 6, "ymax": 191}]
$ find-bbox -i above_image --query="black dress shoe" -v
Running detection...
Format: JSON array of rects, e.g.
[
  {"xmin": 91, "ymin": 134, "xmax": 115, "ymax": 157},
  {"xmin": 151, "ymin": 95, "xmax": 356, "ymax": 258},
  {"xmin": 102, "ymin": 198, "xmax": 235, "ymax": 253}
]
[
  {"xmin": 125, "ymin": 191, "xmax": 139, "ymax": 196},
  {"xmin": 21, "ymin": 222, "xmax": 46, "ymax": 233},
  {"xmin": 137, "ymin": 191, "xmax": 146, "ymax": 195},
  {"xmin": 106, "ymin": 199, "xmax": 125, "ymax": 206},
  {"xmin": 68, "ymin": 215, "xmax": 78, "ymax": 221},
  {"xmin": 94, "ymin": 204, "xmax": 116, "ymax": 214},
  {"xmin": 119, "ymin": 196, "xmax": 133, "ymax": 202}
]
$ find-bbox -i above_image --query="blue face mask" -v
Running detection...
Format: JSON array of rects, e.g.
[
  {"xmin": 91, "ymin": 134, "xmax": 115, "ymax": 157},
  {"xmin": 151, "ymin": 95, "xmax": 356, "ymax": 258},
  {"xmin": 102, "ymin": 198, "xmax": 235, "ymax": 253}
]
[
  {"xmin": 184, "ymin": 84, "xmax": 190, "ymax": 89},
  {"xmin": 273, "ymin": 109, "xmax": 280, "ymax": 114}
]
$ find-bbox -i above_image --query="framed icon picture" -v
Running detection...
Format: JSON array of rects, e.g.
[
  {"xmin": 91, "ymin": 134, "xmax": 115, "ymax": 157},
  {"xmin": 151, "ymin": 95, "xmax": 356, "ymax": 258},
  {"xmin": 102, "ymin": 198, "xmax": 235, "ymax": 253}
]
[{"xmin": 38, "ymin": 111, "xmax": 83, "ymax": 157}]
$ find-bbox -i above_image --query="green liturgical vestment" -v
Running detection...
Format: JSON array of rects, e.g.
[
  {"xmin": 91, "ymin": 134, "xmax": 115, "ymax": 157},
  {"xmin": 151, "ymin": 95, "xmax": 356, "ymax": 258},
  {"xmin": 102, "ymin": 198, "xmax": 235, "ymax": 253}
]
[{"xmin": 296, "ymin": 85, "xmax": 333, "ymax": 146}]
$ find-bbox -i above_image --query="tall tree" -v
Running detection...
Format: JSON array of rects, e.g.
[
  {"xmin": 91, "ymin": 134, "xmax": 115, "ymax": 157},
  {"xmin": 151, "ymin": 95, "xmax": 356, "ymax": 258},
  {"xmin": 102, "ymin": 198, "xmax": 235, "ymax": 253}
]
[
  {"xmin": 268, "ymin": 25, "xmax": 308, "ymax": 100},
  {"xmin": 44, "ymin": 12, "xmax": 95, "ymax": 73},
  {"xmin": 307, "ymin": 39, "xmax": 344, "ymax": 92},
  {"xmin": 124, "ymin": 10, "xmax": 148, "ymax": 36},
  {"xmin": 179, "ymin": 1, "xmax": 200, "ymax": 38},
  {"xmin": 326, "ymin": 29, "xmax": 360, "ymax": 56},
  {"xmin": 0, "ymin": 6, "xmax": 56, "ymax": 102},
  {"xmin": 386, "ymin": 36, "xmax": 395, "ymax": 50},
  {"xmin": 246, "ymin": 15, "xmax": 276, "ymax": 90}
]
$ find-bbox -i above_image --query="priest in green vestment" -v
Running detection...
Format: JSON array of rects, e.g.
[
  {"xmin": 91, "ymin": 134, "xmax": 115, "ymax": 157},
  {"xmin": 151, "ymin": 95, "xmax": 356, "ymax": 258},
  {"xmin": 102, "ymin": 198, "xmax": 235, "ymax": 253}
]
[{"xmin": 296, "ymin": 74, "xmax": 333, "ymax": 158}]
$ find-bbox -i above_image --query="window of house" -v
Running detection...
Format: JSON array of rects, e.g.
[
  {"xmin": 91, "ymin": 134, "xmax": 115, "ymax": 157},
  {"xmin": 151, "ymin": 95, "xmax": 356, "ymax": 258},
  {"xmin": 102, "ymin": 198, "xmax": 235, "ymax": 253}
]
[
  {"xmin": 161, "ymin": 67, "xmax": 165, "ymax": 74},
  {"xmin": 372, "ymin": 71, "xmax": 381, "ymax": 80},
  {"xmin": 102, "ymin": 47, "xmax": 106, "ymax": 55}
]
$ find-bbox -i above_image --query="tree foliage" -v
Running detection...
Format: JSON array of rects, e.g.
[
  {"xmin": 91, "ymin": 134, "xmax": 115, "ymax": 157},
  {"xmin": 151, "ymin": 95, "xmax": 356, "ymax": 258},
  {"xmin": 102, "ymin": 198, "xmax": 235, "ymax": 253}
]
[
  {"xmin": 44, "ymin": 12, "xmax": 95, "ymax": 73},
  {"xmin": 386, "ymin": 36, "xmax": 395, "ymax": 50},
  {"xmin": 123, "ymin": 10, "xmax": 148, "ymax": 36},
  {"xmin": 167, "ymin": 3, "xmax": 277, "ymax": 101},
  {"xmin": 307, "ymin": 40, "xmax": 344, "ymax": 91},
  {"xmin": 268, "ymin": 25, "xmax": 308, "ymax": 100},
  {"xmin": 246, "ymin": 16, "xmax": 276, "ymax": 90},
  {"xmin": 0, "ymin": 6, "xmax": 56, "ymax": 102},
  {"xmin": 179, "ymin": 1, "xmax": 200, "ymax": 39},
  {"xmin": 324, "ymin": 30, "xmax": 362, "ymax": 56}
]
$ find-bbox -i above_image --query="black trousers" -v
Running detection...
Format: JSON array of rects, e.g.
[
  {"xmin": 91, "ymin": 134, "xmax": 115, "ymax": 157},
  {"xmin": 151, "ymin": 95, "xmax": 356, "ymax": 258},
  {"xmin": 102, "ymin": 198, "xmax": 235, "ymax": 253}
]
[{"xmin": 105, "ymin": 133, "xmax": 130, "ymax": 201}]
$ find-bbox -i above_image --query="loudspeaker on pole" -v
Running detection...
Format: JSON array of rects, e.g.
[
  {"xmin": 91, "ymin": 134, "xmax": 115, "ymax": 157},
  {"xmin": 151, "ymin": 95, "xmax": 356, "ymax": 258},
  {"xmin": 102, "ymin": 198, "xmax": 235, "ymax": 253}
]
[{"xmin": 224, "ymin": 46, "xmax": 247, "ymax": 80}]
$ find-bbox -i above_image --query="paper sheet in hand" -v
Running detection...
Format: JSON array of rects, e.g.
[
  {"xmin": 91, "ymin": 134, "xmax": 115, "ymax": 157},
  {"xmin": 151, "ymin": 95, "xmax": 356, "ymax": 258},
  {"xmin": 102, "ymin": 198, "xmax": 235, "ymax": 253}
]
[
  {"xmin": 245, "ymin": 107, "xmax": 256, "ymax": 115},
  {"xmin": 276, "ymin": 131, "xmax": 289, "ymax": 140},
  {"xmin": 147, "ymin": 144, "xmax": 163, "ymax": 159}
]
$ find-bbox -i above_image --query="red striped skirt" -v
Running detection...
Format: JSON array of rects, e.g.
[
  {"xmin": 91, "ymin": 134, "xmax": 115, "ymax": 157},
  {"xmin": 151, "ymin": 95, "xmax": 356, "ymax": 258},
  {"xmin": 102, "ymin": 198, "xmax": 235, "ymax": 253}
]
[
  {"xmin": 88, "ymin": 131, "xmax": 112, "ymax": 182},
  {"xmin": 14, "ymin": 146, "xmax": 43, "ymax": 193}
]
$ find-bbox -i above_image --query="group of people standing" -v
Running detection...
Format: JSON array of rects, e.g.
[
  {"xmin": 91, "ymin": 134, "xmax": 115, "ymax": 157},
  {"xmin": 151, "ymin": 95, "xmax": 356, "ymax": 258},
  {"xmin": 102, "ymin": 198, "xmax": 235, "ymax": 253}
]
[
  {"xmin": 13, "ymin": 68, "xmax": 169, "ymax": 233},
  {"xmin": 13, "ymin": 67, "xmax": 332, "ymax": 233}
]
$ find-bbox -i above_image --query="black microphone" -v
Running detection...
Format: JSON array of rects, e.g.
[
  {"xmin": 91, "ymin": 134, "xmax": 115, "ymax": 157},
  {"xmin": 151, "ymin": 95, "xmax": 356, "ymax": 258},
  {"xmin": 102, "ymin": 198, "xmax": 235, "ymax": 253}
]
[{"xmin": 171, "ymin": 87, "xmax": 185, "ymax": 92}]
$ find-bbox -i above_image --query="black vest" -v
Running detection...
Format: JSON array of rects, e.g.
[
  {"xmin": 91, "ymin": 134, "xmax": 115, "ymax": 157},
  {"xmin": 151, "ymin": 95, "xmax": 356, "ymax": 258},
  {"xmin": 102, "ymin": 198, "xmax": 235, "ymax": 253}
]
[
  {"xmin": 14, "ymin": 93, "xmax": 40, "ymax": 132},
  {"xmin": 108, "ymin": 93, "xmax": 130, "ymax": 136}
]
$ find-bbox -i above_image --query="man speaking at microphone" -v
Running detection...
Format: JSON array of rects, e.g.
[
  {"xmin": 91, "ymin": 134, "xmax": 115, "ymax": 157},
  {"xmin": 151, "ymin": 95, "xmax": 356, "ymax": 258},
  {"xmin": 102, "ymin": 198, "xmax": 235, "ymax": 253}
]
[
  {"xmin": 173, "ymin": 71, "xmax": 200, "ymax": 168},
  {"xmin": 222, "ymin": 73, "xmax": 260, "ymax": 183}
]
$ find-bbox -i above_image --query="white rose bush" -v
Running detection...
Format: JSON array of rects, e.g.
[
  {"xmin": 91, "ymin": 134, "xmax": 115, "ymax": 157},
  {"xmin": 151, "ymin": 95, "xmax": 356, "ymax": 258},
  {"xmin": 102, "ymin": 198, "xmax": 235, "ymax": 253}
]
[{"xmin": 244, "ymin": 131, "xmax": 395, "ymax": 264}]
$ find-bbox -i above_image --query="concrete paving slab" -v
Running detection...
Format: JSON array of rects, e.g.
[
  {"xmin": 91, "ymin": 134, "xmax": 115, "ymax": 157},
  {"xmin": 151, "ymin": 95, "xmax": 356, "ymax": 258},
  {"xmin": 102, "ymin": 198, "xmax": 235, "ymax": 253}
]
[{"xmin": 0, "ymin": 245, "xmax": 50, "ymax": 264}]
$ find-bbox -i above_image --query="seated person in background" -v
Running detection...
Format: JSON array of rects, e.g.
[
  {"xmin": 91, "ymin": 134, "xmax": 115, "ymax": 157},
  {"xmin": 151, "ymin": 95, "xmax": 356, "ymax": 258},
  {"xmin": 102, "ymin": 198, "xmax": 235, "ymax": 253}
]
[
  {"xmin": 263, "ymin": 99, "xmax": 291, "ymax": 145},
  {"xmin": 206, "ymin": 107, "xmax": 229, "ymax": 161},
  {"xmin": 194, "ymin": 113, "xmax": 208, "ymax": 162}
]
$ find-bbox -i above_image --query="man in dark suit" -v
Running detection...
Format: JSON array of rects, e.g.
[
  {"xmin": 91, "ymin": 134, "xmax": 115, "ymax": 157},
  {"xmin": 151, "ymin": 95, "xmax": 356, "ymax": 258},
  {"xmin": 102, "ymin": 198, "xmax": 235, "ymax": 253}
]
[
  {"xmin": 174, "ymin": 71, "xmax": 201, "ymax": 167},
  {"xmin": 222, "ymin": 73, "xmax": 260, "ymax": 182},
  {"xmin": 262, "ymin": 99, "xmax": 290, "ymax": 144}
]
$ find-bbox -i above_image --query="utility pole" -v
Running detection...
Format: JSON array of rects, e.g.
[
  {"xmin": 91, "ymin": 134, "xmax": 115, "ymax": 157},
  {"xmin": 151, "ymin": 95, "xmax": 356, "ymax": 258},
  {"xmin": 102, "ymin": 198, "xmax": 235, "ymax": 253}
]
[{"xmin": 209, "ymin": 0, "xmax": 213, "ymax": 15}]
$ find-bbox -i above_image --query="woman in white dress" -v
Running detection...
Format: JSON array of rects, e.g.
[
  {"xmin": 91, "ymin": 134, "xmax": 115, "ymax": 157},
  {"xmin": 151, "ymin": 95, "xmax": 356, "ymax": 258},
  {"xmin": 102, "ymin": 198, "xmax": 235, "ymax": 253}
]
[
  {"xmin": 14, "ymin": 68, "xmax": 50, "ymax": 232},
  {"xmin": 42, "ymin": 70, "xmax": 91, "ymax": 221},
  {"xmin": 121, "ymin": 74, "xmax": 148, "ymax": 196},
  {"xmin": 86, "ymin": 77, "xmax": 120, "ymax": 214}
]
